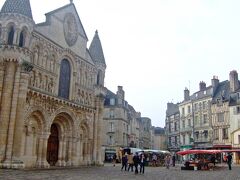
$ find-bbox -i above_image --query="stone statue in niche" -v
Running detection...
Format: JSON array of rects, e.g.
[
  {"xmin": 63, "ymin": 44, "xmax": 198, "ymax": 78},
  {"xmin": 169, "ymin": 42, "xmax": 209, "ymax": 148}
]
[
  {"xmin": 49, "ymin": 54, "xmax": 55, "ymax": 72},
  {"xmin": 31, "ymin": 71, "xmax": 35, "ymax": 86},
  {"xmin": 48, "ymin": 78, "xmax": 54, "ymax": 93},
  {"xmin": 39, "ymin": 74, "xmax": 43, "ymax": 89},
  {"xmin": 33, "ymin": 47, "xmax": 39, "ymax": 64},
  {"xmin": 43, "ymin": 76, "xmax": 48, "ymax": 91},
  {"xmin": 76, "ymin": 89, "xmax": 81, "ymax": 102},
  {"xmin": 85, "ymin": 92, "xmax": 89, "ymax": 105},
  {"xmin": 29, "ymin": 71, "xmax": 35, "ymax": 87},
  {"xmin": 42, "ymin": 50, "xmax": 48, "ymax": 67},
  {"xmin": 80, "ymin": 90, "xmax": 85, "ymax": 104},
  {"xmin": 89, "ymin": 94, "xmax": 92, "ymax": 106},
  {"xmin": 34, "ymin": 73, "xmax": 39, "ymax": 88},
  {"xmin": 35, "ymin": 73, "xmax": 42, "ymax": 89},
  {"xmin": 50, "ymin": 56, "xmax": 53, "ymax": 72}
]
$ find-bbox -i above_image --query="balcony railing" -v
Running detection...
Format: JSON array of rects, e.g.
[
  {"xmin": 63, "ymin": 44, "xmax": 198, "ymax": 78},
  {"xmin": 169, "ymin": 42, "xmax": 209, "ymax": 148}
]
[
  {"xmin": 180, "ymin": 126, "xmax": 193, "ymax": 132},
  {"xmin": 194, "ymin": 137, "xmax": 211, "ymax": 143}
]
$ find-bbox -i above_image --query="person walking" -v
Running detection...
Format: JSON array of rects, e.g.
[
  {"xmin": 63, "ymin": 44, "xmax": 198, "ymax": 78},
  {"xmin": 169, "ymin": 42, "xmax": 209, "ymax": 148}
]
[
  {"xmin": 112, "ymin": 154, "xmax": 117, "ymax": 167},
  {"xmin": 152, "ymin": 154, "xmax": 157, "ymax": 167},
  {"xmin": 127, "ymin": 153, "xmax": 134, "ymax": 172},
  {"xmin": 139, "ymin": 154, "xmax": 146, "ymax": 174},
  {"xmin": 133, "ymin": 152, "xmax": 140, "ymax": 174},
  {"xmin": 210, "ymin": 155, "xmax": 216, "ymax": 166},
  {"xmin": 121, "ymin": 153, "xmax": 128, "ymax": 171},
  {"xmin": 227, "ymin": 153, "xmax": 232, "ymax": 170},
  {"xmin": 172, "ymin": 154, "xmax": 176, "ymax": 167},
  {"xmin": 165, "ymin": 155, "xmax": 171, "ymax": 169}
]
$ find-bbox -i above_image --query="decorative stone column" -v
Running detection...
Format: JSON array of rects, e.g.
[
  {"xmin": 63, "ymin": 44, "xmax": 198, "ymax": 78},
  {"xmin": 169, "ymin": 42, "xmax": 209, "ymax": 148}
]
[
  {"xmin": 0, "ymin": 62, "xmax": 5, "ymax": 105},
  {"xmin": 11, "ymin": 61, "xmax": 32, "ymax": 168},
  {"xmin": 87, "ymin": 141, "xmax": 91, "ymax": 163},
  {"xmin": 3, "ymin": 65, "xmax": 21, "ymax": 167},
  {"xmin": 75, "ymin": 137, "xmax": 79, "ymax": 165},
  {"xmin": 40, "ymin": 132, "xmax": 50, "ymax": 168},
  {"xmin": 56, "ymin": 135, "xmax": 64, "ymax": 167},
  {"xmin": 71, "ymin": 137, "xmax": 77, "ymax": 166},
  {"xmin": 36, "ymin": 134, "xmax": 43, "ymax": 167},
  {"xmin": 62, "ymin": 136, "xmax": 67, "ymax": 166},
  {"xmin": 79, "ymin": 136, "xmax": 83, "ymax": 164},
  {"xmin": 67, "ymin": 137, "xmax": 73, "ymax": 166},
  {"xmin": 0, "ymin": 61, "xmax": 16, "ymax": 164},
  {"xmin": 94, "ymin": 96, "xmax": 105, "ymax": 165}
]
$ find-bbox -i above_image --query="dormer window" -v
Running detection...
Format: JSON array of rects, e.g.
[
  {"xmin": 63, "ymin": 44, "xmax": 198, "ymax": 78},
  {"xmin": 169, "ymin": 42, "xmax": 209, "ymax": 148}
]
[
  {"xmin": 110, "ymin": 98, "xmax": 115, "ymax": 105},
  {"xmin": 217, "ymin": 98, "xmax": 222, "ymax": 106}
]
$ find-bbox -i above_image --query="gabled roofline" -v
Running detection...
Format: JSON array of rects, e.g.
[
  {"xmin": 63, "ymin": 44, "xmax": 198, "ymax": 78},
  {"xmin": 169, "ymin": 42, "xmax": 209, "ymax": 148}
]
[{"xmin": 44, "ymin": 3, "xmax": 88, "ymax": 41}]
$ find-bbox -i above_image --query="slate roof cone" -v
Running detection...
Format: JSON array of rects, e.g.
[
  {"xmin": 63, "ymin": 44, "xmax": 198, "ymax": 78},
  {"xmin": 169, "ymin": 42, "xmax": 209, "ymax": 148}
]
[
  {"xmin": 1, "ymin": 0, "xmax": 33, "ymax": 19},
  {"xmin": 89, "ymin": 30, "xmax": 106, "ymax": 65}
]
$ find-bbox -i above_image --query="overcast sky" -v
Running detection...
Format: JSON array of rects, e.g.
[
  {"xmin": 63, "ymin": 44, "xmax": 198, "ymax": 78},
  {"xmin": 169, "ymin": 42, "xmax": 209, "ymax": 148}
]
[{"xmin": 1, "ymin": 0, "xmax": 240, "ymax": 127}]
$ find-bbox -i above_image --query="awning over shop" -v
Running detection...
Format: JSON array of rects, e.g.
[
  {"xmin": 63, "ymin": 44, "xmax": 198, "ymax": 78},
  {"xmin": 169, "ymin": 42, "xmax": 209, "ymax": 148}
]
[
  {"xmin": 177, "ymin": 149, "xmax": 222, "ymax": 156},
  {"xmin": 177, "ymin": 149, "xmax": 240, "ymax": 156},
  {"xmin": 213, "ymin": 145, "xmax": 232, "ymax": 149}
]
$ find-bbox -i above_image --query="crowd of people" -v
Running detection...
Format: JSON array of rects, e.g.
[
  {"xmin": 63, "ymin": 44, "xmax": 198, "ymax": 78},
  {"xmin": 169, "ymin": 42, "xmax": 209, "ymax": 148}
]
[
  {"xmin": 113, "ymin": 152, "xmax": 176, "ymax": 174},
  {"xmin": 111, "ymin": 151, "xmax": 234, "ymax": 173},
  {"xmin": 120, "ymin": 152, "xmax": 146, "ymax": 174}
]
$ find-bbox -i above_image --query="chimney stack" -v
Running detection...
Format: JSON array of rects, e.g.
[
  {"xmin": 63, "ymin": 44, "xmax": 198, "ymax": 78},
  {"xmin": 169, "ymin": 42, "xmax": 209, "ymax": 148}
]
[
  {"xmin": 211, "ymin": 76, "xmax": 219, "ymax": 91},
  {"xmin": 229, "ymin": 70, "xmax": 239, "ymax": 92},
  {"xmin": 117, "ymin": 86, "xmax": 125, "ymax": 100},
  {"xmin": 199, "ymin": 81, "xmax": 206, "ymax": 91},
  {"xmin": 184, "ymin": 88, "xmax": 190, "ymax": 101}
]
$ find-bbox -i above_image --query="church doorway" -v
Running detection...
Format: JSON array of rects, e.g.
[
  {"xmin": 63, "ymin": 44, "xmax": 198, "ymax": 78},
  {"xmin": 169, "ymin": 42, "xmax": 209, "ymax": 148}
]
[{"xmin": 47, "ymin": 124, "xmax": 59, "ymax": 166}]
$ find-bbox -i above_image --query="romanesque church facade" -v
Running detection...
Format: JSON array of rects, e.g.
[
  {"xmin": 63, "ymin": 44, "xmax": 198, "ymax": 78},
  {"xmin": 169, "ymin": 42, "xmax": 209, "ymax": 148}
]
[{"xmin": 0, "ymin": 0, "xmax": 106, "ymax": 168}]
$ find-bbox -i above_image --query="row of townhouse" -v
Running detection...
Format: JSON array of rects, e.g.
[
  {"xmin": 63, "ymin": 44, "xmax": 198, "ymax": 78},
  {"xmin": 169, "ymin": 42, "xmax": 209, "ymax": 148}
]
[
  {"xmin": 101, "ymin": 86, "xmax": 166, "ymax": 161},
  {"xmin": 166, "ymin": 70, "xmax": 240, "ymax": 164}
]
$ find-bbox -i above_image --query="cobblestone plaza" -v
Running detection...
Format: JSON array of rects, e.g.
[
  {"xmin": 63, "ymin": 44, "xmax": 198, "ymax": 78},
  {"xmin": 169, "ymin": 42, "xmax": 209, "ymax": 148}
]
[{"xmin": 1, "ymin": 164, "xmax": 240, "ymax": 180}]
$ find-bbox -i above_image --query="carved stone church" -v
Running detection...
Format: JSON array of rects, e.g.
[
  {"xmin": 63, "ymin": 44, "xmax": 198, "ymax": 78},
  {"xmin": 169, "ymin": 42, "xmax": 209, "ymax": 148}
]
[{"xmin": 0, "ymin": 0, "xmax": 106, "ymax": 168}]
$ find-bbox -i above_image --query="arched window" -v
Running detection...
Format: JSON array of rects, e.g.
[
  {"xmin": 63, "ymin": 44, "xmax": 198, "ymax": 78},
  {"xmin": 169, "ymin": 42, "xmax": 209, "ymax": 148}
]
[
  {"xmin": 8, "ymin": 26, "xmax": 14, "ymax": 45},
  {"xmin": 19, "ymin": 30, "xmax": 25, "ymax": 47},
  {"xmin": 58, "ymin": 59, "xmax": 71, "ymax": 99},
  {"xmin": 97, "ymin": 70, "xmax": 102, "ymax": 85}
]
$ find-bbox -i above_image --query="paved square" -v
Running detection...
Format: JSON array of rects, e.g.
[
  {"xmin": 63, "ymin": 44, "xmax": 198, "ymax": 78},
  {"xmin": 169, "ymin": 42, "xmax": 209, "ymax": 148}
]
[{"xmin": 0, "ymin": 164, "xmax": 239, "ymax": 180}]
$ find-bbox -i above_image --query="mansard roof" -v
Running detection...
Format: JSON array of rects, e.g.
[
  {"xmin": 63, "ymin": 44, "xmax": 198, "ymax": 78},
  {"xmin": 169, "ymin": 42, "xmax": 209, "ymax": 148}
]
[
  {"xmin": 190, "ymin": 86, "xmax": 213, "ymax": 101},
  {"xmin": 229, "ymin": 85, "xmax": 240, "ymax": 106},
  {"xmin": 212, "ymin": 80, "xmax": 230, "ymax": 104},
  {"xmin": 89, "ymin": 30, "xmax": 106, "ymax": 65},
  {"xmin": 166, "ymin": 103, "xmax": 179, "ymax": 117},
  {"xmin": 154, "ymin": 127, "xmax": 165, "ymax": 135},
  {"xmin": 1, "ymin": 0, "xmax": 33, "ymax": 19}
]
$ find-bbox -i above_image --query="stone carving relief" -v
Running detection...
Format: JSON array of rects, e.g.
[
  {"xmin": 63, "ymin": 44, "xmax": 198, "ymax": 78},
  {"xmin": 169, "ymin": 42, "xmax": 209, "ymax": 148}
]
[
  {"xmin": 29, "ymin": 70, "xmax": 55, "ymax": 94},
  {"xmin": 63, "ymin": 13, "xmax": 78, "ymax": 46},
  {"xmin": 32, "ymin": 43, "xmax": 56, "ymax": 73},
  {"xmin": 75, "ymin": 89, "xmax": 93, "ymax": 106},
  {"xmin": 25, "ymin": 94, "xmax": 58, "ymax": 114}
]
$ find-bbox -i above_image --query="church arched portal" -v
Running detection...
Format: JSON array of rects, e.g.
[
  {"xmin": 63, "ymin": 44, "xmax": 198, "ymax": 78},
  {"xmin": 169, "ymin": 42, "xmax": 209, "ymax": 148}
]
[{"xmin": 47, "ymin": 124, "xmax": 59, "ymax": 166}]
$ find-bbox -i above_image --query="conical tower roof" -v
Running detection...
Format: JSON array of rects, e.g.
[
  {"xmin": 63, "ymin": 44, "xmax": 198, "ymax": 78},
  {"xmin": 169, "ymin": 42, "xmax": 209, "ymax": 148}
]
[
  {"xmin": 1, "ymin": 0, "xmax": 33, "ymax": 19},
  {"xmin": 89, "ymin": 30, "xmax": 106, "ymax": 65}
]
